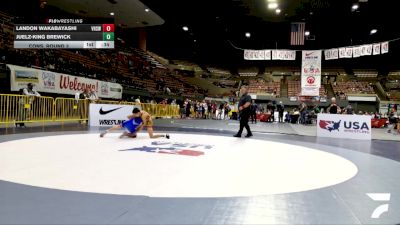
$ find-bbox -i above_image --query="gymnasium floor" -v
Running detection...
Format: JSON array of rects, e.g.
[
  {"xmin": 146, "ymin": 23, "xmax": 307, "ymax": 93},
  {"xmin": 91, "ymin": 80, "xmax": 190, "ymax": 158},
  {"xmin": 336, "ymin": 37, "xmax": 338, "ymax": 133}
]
[{"xmin": 0, "ymin": 120, "xmax": 399, "ymax": 225}]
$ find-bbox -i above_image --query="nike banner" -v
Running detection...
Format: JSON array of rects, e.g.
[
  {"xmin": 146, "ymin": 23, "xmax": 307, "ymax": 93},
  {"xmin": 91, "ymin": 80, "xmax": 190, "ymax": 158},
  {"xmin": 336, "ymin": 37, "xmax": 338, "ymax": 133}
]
[
  {"xmin": 89, "ymin": 103, "xmax": 141, "ymax": 127},
  {"xmin": 317, "ymin": 114, "xmax": 371, "ymax": 140},
  {"xmin": 301, "ymin": 50, "xmax": 321, "ymax": 96}
]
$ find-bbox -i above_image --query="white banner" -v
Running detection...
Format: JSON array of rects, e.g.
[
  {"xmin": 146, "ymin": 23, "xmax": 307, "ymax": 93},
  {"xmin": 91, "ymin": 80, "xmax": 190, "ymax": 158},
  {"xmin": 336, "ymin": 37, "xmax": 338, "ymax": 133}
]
[
  {"xmin": 301, "ymin": 50, "xmax": 321, "ymax": 96},
  {"xmin": 373, "ymin": 43, "xmax": 381, "ymax": 55},
  {"xmin": 264, "ymin": 50, "xmax": 272, "ymax": 60},
  {"xmin": 381, "ymin": 41, "xmax": 389, "ymax": 54},
  {"xmin": 8, "ymin": 65, "xmax": 123, "ymax": 99},
  {"xmin": 89, "ymin": 103, "xmax": 141, "ymax": 127},
  {"xmin": 360, "ymin": 44, "xmax": 373, "ymax": 56},
  {"xmin": 245, "ymin": 50, "xmax": 294, "ymax": 60},
  {"xmin": 317, "ymin": 114, "xmax": 371, "ymax": 140},
  {"xmin": 339, "ymin": 48, "xmax": 346, "ymax": 58},
  {"xmin": 286, "ymin": 50, "xmax": 296, "ymax": 60},
  {"xmin": 345, "ymin": 47, "xmax": 353, "ymax": 58},
  {"xmin": 244, "ymin": 41, "xmax": 387, "ymax": 61},
  {"xmin": 324, "ymin": 49, "xmax": 338, "ymax": 60},
  {"xmin": 366, "ymin": 44, "xmax": 373, "ymax": 55},
  {"xmin": 353, "ymin": 46, "xmax": 362, "ymax": 58}
]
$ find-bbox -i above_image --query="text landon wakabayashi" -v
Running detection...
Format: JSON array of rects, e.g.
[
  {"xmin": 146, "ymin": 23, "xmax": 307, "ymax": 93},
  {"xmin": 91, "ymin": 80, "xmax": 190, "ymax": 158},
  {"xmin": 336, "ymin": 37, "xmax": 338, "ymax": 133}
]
[{"xmin": 15, "ymin": 25, "xmax": 78, "ymax": 31}]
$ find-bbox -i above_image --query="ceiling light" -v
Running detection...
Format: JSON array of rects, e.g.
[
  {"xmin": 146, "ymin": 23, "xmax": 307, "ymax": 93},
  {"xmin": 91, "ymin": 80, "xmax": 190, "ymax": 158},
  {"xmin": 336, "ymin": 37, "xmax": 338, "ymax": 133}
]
[
  {"xmin": 305, "ymin": 31, "xmax": 310, "ymax": 36},
  {"xmin": 145, "ymin": 8, "xmax": 150, "ymax": 12},
  {"xmin": 267, "ymin": 0, "xmax": 277, "ymax": 2},
  {"xmin": 276, "ymin": 8, "xmax": 281, "ymax": 14},
  {"xmin": 110, "ymin": 12, "xmax": 114, "ymax": 16},
  {"xmin": 370, "ymin": 29, "xmax": 377, "ymax": 34},
  {"xmin": 194, "ymin": 40, "xmax": 197, "ymax": 42},
  {"xmin": 182, "ymin": 26, "xmax": 189, "ymax": 31},
  {"xmin": 352, "ymin": 4, "xmax": 359, "ymax": 10},
  {"xmin": 268, "ymin": 3, "xmax": 278, "ymax": 9},
  {"xmin": 245, "ymin": 32, "xmax": 251, "ymax": 38}
]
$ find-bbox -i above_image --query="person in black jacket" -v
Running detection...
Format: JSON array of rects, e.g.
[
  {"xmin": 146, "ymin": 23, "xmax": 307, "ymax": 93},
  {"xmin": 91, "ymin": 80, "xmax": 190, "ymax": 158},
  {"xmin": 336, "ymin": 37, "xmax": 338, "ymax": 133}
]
[{"xmin": 233, "ymin": 86, "xmax": 253, "ymax": 138}]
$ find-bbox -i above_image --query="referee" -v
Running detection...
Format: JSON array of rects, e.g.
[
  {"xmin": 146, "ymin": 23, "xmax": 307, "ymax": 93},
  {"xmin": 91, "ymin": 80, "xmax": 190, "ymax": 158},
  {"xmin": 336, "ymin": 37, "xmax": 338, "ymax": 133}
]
[{"xmin": 233, "ymin": 86, "xmax": 253, "ymax": 138}]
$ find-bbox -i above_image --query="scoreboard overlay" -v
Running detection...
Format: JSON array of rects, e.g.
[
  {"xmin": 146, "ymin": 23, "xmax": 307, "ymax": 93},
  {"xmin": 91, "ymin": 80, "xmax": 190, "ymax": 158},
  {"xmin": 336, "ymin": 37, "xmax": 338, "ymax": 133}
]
[{"xmin": 14, "ymin": 22, "xmax": 115, "ymax": 49}]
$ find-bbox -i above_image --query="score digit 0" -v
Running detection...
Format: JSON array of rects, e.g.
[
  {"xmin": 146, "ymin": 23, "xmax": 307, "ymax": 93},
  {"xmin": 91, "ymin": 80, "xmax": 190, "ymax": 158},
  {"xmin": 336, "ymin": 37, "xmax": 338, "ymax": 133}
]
[
  {"xmin": 102, "ymin": 24, "xmax": 114, "ymax": 32},
  {"xmin": 103, "ymin": 32, "xmax": 114, "ymax": 41}
]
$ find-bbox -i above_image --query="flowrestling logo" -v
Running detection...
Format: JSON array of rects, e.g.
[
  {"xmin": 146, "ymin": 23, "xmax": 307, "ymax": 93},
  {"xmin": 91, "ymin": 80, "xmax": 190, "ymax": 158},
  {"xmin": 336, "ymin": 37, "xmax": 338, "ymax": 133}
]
[
  {"xmin": 319, "ymin": 120, "xmax": 341, "ymax": 132},
  {"xmin": 119, "ymin": 141, "xmax": 214, "ymax": 157}
]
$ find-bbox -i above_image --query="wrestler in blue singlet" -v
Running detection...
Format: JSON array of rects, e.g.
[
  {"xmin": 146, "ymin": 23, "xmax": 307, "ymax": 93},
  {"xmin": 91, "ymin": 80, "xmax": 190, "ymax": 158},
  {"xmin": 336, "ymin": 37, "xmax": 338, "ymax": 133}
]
[{"xmin": 121, "ymin": 117, "xmax": 143, "ymax": 133}]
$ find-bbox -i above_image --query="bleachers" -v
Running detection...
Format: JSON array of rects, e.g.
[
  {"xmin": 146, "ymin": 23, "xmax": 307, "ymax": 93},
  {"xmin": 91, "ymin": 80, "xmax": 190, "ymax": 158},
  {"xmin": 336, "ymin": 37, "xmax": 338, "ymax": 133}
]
[
  {"xmin": 388, "ymin": 90, "xmax": 400, "ymax": 101},
  {"xmin": 248, "ymin": 79, "xmax": 280, "ymax": 96},
  {"xmin": 332, "ymin": 81, "xmax": 375, "ymax": 96},
  {"xmin": 354, "ymin": 70, "xmax": 378, "ymax": 78},
  {"xmin": 288, "ymin": 81, "xmax": 300, "ymax": 97}
]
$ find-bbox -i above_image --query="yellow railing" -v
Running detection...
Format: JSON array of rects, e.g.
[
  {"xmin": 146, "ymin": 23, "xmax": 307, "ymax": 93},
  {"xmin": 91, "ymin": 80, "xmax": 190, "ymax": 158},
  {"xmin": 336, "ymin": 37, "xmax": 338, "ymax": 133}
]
[
  {"xmin": 0, "ymin": 94, "xmax": 54, "ymax": 124},
  {"xmin": 54, "ymin": 98, "xmax": 89, "ymax": 122},
  {"xmin": 0, "ymin": 94, "xmax": 180, "ymax": 126}
]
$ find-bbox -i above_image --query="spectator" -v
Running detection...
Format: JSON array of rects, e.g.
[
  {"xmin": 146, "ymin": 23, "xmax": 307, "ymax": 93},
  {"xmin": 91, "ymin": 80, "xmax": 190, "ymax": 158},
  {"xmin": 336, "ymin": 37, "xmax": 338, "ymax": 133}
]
[
  {"xmin": 88, "ymin": 87, "xmax": 98, "ymax": 102},
  {"xmin": 23, "ymin": 83, "xmax": 40, "ymax": 97},
  {"xmin": 345, "ymin": 103, "xmax": 354, "ymax": 115},
  {"xmin": 250, "ymin": 100, "xmax": 258, "ymax": 124},
  {"xmin": 277, "ymin": 101, "xmax": 285, "ymax": 123},
  {"xmin": 327, "ymin": 97, "xmax": 340, "ymax": 114},
  {"xmin": 299, "ymin": 100, "xmax": 307, "ymax": 124}
]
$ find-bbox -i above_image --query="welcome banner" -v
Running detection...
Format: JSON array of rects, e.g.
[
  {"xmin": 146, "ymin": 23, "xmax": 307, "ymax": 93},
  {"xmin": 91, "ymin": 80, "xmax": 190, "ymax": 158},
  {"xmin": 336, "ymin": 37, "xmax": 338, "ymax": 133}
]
[{"xmin": 8, "ymin": 64, "xmax": 123, "ymax": 99}]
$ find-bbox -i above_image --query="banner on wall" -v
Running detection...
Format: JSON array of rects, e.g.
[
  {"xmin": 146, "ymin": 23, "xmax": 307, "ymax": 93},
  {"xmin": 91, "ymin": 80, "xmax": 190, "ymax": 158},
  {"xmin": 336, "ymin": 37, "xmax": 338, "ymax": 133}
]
[
  {"xmin": 244, "ymin": 41, "xmax": 389, "ymax": 61},
  {"xmin": 89, "ymin": 103, "xmax": 141, "ymax": 127},
  {"xmin": 324, "ymin": 48, "xmax": 339, "ymax": 60},
  {"xmin": 317, "ymin": 114, "xmax": 371, "ymax": 140},
  {"xmin": 8, "ymin": 64, "xmax": 123, "ymax": 99},
  {"xmin": 244, "ymin": 49, "xmax": 295, "ymax": 60},
  {"xmin": 301, "ymin": 50, "xmax": 321, "ymax": 96}
]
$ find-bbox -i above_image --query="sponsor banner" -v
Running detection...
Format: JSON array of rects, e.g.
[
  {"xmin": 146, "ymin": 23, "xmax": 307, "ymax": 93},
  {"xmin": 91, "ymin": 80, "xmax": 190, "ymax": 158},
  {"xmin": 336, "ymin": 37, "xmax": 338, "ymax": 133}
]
[
  {"xmin": 301, "ymin": 50, "xmax": 321, "ymax": 96},
  {"xmin": 289, "ymin": 96, "xmax": 298, "ymax": 102},
  {"xmin": 8, "ymin": 64, "xmax": 122, "ymax": 99},
  {"xmin": 317, "ymin": 114, "xmax": 371, "ymax": 140},
  {"xmin": 89, "ymin": 103, "xmax": 141, "ymax": 127}
]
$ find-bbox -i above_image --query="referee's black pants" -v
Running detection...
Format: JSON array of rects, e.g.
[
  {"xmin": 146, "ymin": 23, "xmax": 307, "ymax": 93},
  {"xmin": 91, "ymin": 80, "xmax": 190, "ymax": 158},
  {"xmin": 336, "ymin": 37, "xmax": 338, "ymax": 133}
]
[{"xmin": 237, "ymin": 113, "xmax": 252, "ymax": 136}]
